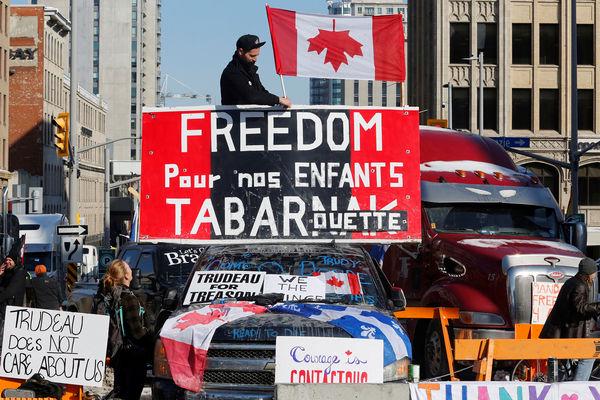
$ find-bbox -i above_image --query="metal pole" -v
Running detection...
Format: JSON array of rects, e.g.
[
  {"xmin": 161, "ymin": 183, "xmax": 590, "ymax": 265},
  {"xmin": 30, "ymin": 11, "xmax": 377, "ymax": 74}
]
[
  {"xmin": 279, "ymin": 75, "xmax": 287, "ymax": 98},
  {"xmin": 478, "ymin": 52, "xmax": 484, "ymax": 136},
  {"xmin": 2, "ymin": 187, "xmax": 7, "ymax": 258},
  {"xmin": 68, "ymin": 4, "xmax": 78, "ymax": 224},
  {"xmin": 103, "ymin": 145, "xmax": 110, "ymax": 247},
  {"xmin": 570, "ymin": 0, "xmax": 579, "ymax": 215},
  {"xmin": 448, "ymin": 82, "xmax": 453, "ymax": 130}
]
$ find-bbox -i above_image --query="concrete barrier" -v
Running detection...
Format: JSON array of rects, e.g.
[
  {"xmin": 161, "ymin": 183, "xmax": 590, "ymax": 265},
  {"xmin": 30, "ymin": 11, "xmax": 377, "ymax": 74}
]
[{"xmin": 277, "ymin": 383, "xmax": 410, "ymax": 400}]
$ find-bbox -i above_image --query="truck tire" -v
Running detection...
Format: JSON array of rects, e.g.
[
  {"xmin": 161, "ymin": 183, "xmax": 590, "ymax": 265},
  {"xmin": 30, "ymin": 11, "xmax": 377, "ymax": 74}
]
[{"xmin": 423, "ymin": 320, "xmax": 450, "ymax": 379}]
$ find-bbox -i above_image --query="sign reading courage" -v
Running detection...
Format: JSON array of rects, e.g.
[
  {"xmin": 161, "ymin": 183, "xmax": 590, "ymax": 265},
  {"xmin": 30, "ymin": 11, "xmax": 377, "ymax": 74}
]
[{"xmin": 140, "ymin": 106, "xmax": 420, "ymax": 243}]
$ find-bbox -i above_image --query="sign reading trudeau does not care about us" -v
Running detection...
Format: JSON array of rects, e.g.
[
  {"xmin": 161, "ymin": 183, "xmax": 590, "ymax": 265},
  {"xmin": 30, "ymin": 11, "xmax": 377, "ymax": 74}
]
[
  {"xmin": 0, "ymin": 306, "xmax": 109, "ymax": 387},
  {"xmin": 140, "ymin": 107, "xmax": 421, "ymax": 243}
]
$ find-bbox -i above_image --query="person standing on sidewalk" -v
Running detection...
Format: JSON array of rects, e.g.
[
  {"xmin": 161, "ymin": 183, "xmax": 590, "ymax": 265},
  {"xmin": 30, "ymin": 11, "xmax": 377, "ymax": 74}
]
[{"xmin": 27, "ymin": 264, "xmax": 62, "ymax": 310}]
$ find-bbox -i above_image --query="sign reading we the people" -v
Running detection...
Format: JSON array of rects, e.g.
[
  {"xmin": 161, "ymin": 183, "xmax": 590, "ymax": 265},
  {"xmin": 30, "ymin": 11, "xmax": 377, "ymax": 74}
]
[
  {"xmin": 140, "ymin": 106, "xmax": 421, "ymax": 243},
  {"xmin": 0, "ymin": 306, "xmax": 109, "ymax": 387}
]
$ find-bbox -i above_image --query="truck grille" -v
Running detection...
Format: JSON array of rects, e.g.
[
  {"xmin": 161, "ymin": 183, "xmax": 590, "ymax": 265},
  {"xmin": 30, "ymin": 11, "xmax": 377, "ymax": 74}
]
[
  {"xmin": 204, "ymin": 344, "xmax": 276, "ymax": 386},
  {"xmin": 512, "ymin": 272, "xmax": 597, "ymax": 324},
  {"xmin": 204, "ymin": 370, "xmax": 275, "ymax": 385},
  {"xmin": 207, "ymin": 348, "xmax": 275, "ymax": 359}
]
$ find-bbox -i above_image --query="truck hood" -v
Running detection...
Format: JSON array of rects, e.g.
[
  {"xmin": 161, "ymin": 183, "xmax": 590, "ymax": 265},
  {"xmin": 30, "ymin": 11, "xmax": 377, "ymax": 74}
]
[
  {"xmin": 211, "ymin": 312, "xmax": 351, "ymax": 342},
  {"xmin": 439, "ymin": 235, "xmax": 583, "ymax": 265}
]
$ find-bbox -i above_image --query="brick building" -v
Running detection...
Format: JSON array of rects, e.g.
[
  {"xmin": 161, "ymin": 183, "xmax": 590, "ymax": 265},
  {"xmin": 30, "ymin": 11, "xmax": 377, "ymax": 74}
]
[{"xmin": 9, "ymin": 5, "xmax": 107, "ymax": 244}]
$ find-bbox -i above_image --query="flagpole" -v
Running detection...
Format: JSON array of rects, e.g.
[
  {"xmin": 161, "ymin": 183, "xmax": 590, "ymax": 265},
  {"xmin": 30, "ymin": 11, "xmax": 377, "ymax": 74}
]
[{"xmin": 279, "ymin": 74, "xmax": 287, "ymax": 98}]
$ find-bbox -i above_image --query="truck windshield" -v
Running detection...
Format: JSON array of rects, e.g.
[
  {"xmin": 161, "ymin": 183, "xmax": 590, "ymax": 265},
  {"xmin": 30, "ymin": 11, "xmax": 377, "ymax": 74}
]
[
  {"xmin": 188, "ymin": 250, "xmax": 386, "ymax": 309},
  {"xmin": 424, "ymin": 203, "xmax": 559, "ymax": 238}
]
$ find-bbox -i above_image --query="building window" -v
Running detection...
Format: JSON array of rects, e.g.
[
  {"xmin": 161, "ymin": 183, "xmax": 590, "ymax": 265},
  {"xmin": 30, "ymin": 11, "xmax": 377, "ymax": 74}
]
[
  {"xmin": 525, "ymin": 163, "xmax": 560, "ymax": 202},
  {"xmin": 396, "ymin": 83, "xmax": 401, "ymax": 107},
  {"xmin": 578, "ymin": 164, "xmax": 600, "ymax": 206},
  {"xmin": 368, "ymin": 81, "xmax": 373, "ymax": 106},
  {"xmin": 377, "ymin": 7, "xmax": 382, "ymax": 15},
  {"xmin": 512, "ymin": 89, "xmax": 531, "ymax": 130},
  {"xmin": 578, "ymin": 89, "xmax": 594, "ymax": 131},
  {"xmin": 382, "ymin": 81, "xmax": 387, "ymax": 107},
  {"xmin": 540, "ymin": 24, "xmax": 559, "ymax": 65},
  {"xmin": 512, "ymin": 24, "xmax": 532, "ymax": 65},
  {"xmin": 577, "ymin": 24, "xmax": 594, "ymax": 66},
  {"xmin": 452, "ymin": 88, "xmax": 470, "ymax": 130},
  {"xmin": 356, "ymin": 7, "xmax": 362, "ymax": 14},
  {"xmin": 539, "ymin": 89, "xmax": 559, "ymax": 131},
  {"xmin": 481, "ymin": 88, "xmax": 497, "ymax": 131},
  {"xmin": 387, "ymin": 8, "xmax": 393, "ymax": 14},
  {"xmin": 450, "ymin": 23, "xmax": 470, "ymax": 64},
  {"xmin": 477, "ymin": 23, "xmax": 497, "ymax": 65},
  {"xmin": 364, "ymin": 7, "xmax": 374, "ymax": 16},
  {"xmin": 353, "ymin": 80, "xmax": 359, "ymax": 106}
]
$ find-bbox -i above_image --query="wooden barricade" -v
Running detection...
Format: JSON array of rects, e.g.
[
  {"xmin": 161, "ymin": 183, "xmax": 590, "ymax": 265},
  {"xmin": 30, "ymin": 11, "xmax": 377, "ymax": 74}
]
[{"xmin": 0, "ymin": 377, "xmax": 82, "ymax": 400}]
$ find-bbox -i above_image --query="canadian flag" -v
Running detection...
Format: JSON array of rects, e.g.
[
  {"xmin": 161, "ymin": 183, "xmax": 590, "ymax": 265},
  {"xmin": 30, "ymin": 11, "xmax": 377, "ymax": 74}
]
[
  {"xmin": 266, "ymin": 5, "xmax": 405, "ymax": 81},
  {"xmin": 160, "ymin": 303, "xmax": 267, "ymax": 392},
  {"xmin": 314, "ymin": 271, "xmax": 363, "ymax": 295}
]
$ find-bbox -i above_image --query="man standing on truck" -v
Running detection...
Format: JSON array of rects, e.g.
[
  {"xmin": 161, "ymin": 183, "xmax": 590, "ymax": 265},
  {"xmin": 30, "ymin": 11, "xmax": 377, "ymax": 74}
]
[
  {"xmin": 220, "ymin": 34, "xmax": 292, "ymax": 107},
  {"xmin": 541, "ymin": 257, "xmax": 600, "ymax": 380}
]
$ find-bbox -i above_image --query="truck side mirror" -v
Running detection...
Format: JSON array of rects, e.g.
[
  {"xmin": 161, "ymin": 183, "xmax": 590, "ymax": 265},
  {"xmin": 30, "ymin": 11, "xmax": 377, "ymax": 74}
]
[
  {"xmin": 130, "ymin": 267, "xmax": 142, "ymax": 290},
  {"xmin": 390, "ymin": 287, "xmax": 406, "ymax": 310},
  {"xmin": 163, "ymin": 289, "xmax": 178, "ymax": 310},
  {"xmin": 563, "ymin": 217, "xmax": 587, "ymax": 253}
]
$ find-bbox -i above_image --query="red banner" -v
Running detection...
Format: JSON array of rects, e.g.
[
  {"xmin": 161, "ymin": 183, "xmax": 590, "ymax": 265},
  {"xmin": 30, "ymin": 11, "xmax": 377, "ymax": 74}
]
[{"xmin": 140, "ymin": 107, "xmax": 420, "ymax": 243}]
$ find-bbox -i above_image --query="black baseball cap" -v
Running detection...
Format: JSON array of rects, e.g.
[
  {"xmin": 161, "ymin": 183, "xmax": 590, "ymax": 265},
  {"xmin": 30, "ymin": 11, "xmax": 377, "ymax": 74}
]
[{"xmin": 236, "ymin": 34, "xmax": 266, "ymax": 52}]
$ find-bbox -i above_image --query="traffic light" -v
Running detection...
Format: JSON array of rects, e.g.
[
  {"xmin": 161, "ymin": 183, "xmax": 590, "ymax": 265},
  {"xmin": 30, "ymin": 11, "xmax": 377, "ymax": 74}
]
[{"xmin": 53, "ymin": 112, "xmax": 70, "ymax": 158}]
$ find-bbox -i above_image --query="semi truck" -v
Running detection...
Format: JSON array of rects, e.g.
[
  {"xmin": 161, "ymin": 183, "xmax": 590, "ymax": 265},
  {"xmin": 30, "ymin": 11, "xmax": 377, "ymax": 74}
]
[{"xmin": 382, "ymin": 127, "xmax": 588, "ymax": 378}]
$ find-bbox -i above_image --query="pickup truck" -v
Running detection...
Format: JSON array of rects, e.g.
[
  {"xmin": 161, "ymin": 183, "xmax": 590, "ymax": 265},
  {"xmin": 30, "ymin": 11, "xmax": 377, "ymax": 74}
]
[{"xmin": 152, "ymin": 244, "xmax": 410, "ymax": 399}]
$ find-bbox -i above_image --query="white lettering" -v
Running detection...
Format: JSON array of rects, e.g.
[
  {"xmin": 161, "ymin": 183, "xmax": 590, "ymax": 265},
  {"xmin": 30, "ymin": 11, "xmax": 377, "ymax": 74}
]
[
  {"xmin": 297, "ymin": 112, "xmax": 323, "ymax": 151},
  {"xmin": 283, "ymin": 196, "xmax": 308, "ymax": 237},
  {"xmin": 240, "ymin": 112, "xmax": 264, "ymax": 151},
  {"xmin": 181, "ymin": 113, "xmax": 205, "ymax": 153},
  {"xmin": 353, "ymin": 112, "xmax": 382, "ymax": 151},
  {"xmin": 166, "ymin": 198, "xmax": 190, "ymax": 235},
  {"xmin": 326, "ymin": 112, "xmax": 349, "ymax": 151},
  {"xmin": 250, "ymin": 198, "xmax": 278, "ymax": 236},
  {"xmin": 191, "ymin": 199, "xmax": 221, "ymax": 236},
  {"xmin": 224, "ymin": 197, "xmax": 245, "ymax": 236},
  {"xmin": 268, "ymin": 112, "xmax": 292, "ymax": 151},
  {"xmin": 211, "ymin": 112, "xmax": 235, "ymax": 152}
]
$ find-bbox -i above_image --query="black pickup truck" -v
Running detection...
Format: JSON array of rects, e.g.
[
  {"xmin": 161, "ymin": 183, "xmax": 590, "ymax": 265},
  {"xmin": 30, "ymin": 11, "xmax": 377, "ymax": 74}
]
[
  {"xmin": 64, "ymin": 242, "xmax": 204, "ymax": 328},
  {"xmin": 152, "ymin": 244, "xmax": 410, "ymax": 400}
]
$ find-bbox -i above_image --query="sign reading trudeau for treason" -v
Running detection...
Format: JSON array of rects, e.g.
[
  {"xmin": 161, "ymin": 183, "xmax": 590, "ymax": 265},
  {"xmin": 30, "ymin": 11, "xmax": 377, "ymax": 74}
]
[{"xmin": 140, "ymin": 106, "xmax": 421, "ymax": 243}]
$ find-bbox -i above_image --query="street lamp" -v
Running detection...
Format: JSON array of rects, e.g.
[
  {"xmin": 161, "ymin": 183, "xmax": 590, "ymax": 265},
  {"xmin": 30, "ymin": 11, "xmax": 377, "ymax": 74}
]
[{"xmin": 463, "ymin": 52, "xmax": 484, "ymax": 135}]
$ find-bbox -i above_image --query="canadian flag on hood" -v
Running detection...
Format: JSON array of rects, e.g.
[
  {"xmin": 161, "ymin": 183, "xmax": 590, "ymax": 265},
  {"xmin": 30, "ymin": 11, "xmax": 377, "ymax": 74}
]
[
  {"xmin": 160, "ymin": 302, "xmax": 267, "ymax": 392},
  {"xmin": 266, "ymin": 5, "xmax": 405, "ymax": 81}
]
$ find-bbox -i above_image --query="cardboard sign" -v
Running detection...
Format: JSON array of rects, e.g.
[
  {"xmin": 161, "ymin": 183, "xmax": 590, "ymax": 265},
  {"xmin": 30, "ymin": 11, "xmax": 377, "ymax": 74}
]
[
  {"xmin": 0, "ymin": 306, "xmax": 109, "ymax": 387},
  {"xmin": 140, "ymin": 106, "xmax": 421, "ymax": 243},
  {"xmin": 531, "ymin": 282, "xmax": 563, "ymax": 324},
  {"xmin": 183, "ymin": 271, "xmax": 266, "ymax": 305},
  {"xmin": 263, "ymin": 275, "xmax": 325, "ymax": 301},
  {"xmin": 275, "ymin": 336, "xmax": 383, "ymax": 383}
]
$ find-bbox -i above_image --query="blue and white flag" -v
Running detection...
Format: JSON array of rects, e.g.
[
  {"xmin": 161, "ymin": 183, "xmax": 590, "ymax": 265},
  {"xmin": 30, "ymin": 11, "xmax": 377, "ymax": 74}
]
[
  {"xmin": 271, "ymin": 303, "xmax": 411, "ymax": 366},
  {"xmin": 369, "ymin": 245, "xmax": 390, "ymax": 267}
]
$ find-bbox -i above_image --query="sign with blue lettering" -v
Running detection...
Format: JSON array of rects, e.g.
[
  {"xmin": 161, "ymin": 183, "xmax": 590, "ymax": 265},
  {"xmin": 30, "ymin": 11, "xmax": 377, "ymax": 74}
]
[{"xmin": 490, "ymin": 137, "xmax": 530, "ymax": 148}]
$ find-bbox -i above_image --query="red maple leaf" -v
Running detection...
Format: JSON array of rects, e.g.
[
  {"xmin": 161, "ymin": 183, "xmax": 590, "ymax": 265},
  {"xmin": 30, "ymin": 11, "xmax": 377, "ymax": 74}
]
[
  {"xmin": 326, "ymin": 276, "xmax": 345, "ymax": 288},
  {"xmin": 175, "ymin": 309, "xmax": 226, "ymax": 331},
  {"xmin": 307, "ymin": 19, "xmax": 363, "ymax": 71},
  {"xmin": 210, "ymin": 302, "xmax": 266, "ymax": 314}
]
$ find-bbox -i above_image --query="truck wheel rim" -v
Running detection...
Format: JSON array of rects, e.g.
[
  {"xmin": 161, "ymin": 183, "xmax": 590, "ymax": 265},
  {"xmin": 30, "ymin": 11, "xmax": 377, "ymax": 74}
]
[{"xmin": 426, "ymin": 330, "xmax": 443, "ymax": 375}]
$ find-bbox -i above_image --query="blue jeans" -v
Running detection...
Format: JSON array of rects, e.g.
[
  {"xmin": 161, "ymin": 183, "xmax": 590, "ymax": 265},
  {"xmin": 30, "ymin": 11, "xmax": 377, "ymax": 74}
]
[{"xmin": 574, "ymin": 359, "xmax": 595, "ymax": 381}]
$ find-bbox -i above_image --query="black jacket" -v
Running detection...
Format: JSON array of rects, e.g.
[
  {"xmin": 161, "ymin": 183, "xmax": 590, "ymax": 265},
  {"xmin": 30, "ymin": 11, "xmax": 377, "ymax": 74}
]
[
  {"xmin": 540, "ymin": 273, "xmax": 600, "ymax": 339},
  {"xmin": 0, "ymin": 266, "xmax": 27, "ymax": 311},
  {"xmin": 220, "ymin": 53, "xmax": 280, "ymax": 106},
  {"xmin": 28, "ymin": 273, "xmax": 62, "ymax": 310}
]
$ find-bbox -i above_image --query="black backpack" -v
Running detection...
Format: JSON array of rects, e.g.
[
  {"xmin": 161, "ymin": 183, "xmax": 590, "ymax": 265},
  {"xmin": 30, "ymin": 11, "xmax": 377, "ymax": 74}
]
[{"xmin": 92, "ymin": 288, "xmax": 125, "ymax": 361}]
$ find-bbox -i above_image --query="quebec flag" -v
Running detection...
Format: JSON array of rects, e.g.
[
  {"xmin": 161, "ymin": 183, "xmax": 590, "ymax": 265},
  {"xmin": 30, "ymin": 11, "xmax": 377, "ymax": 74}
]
[{"xmin": 271, "ymin": 303, "xmax": 411, "ymax": 366}]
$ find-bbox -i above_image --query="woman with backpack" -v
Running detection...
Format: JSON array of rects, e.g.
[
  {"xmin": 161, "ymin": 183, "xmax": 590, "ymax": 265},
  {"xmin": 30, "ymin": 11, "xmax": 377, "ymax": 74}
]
[{"xmin": 102, "ymin": 259, "xmax": 153, "ymax": 400}]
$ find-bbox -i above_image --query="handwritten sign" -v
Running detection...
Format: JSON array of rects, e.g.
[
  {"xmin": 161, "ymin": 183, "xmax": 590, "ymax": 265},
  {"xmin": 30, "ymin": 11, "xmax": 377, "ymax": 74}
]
[
  {"xmin": 275, "ymin": 336, "xmax": 383, "ymax": 383},
  {"xmin": 0, "ymin": 306, "xmax": 109, "ymax": 387},
  {"xmin": 183, "ymin": 271, "xmax": 266, "ymax": 305},
  {"xmin": 140, "ymin": 107, "xmax": 421, "ymax": 243},
  {"xmin": 264, "ymin": 275, "xmax": 325, "ymax": 301},
  {"xmin": 409, "ymin": 381, "xmax": 600, "ymax": 400},
  {"xmin": 531, "ymin": 282, "xmax": 563, "ymax": 324}
]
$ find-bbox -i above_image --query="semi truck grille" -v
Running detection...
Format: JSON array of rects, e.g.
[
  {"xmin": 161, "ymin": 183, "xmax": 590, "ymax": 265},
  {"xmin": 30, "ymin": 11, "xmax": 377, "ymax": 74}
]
[
  {"xmin": 207, "ymin": 348, "xmax": 275, "ymax": 359},
  {"xmin": 512, "ymin": 273, "xmax": 597, "ymax": 324},
  {"xmin": 203, "ymin": 370, "xmax": 275, "ymax": 385}
]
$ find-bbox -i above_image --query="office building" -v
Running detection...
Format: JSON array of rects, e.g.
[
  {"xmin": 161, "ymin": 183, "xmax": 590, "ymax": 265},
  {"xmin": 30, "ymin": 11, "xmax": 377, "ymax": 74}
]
[{"xmin": 410, "ymin": 0, "xmax": 600, "ymax": 252}]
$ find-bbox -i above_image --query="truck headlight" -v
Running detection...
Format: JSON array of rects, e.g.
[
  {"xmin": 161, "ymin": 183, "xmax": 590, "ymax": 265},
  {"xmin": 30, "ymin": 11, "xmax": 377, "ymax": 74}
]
[
  {"xmin": 383, "ymin": 357, "xmax": 409, "ymax": 382},
  {"xmin": 153, "ymin": 338, "xmax": 172, "ymax": 379},
  {"xmin": 459, "ymin": 311, "xmax": 505, "ymax": 326}
]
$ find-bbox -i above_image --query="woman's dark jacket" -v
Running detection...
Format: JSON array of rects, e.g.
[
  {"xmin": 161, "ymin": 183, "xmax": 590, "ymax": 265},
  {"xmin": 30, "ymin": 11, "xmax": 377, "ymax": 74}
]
[{"xmin": 540, "ymin": 273, "xmax": 600, "ymax": 339}]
